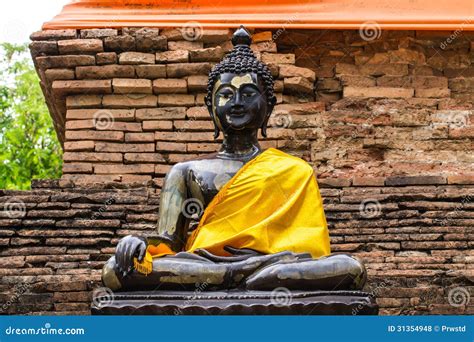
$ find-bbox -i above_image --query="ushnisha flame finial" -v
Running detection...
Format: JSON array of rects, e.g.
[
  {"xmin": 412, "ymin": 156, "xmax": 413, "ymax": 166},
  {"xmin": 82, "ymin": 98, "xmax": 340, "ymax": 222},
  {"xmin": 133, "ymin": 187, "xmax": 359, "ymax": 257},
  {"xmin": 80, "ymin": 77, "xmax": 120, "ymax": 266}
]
[{"xmin": 231, "ymin": 25, "xmax": 252, "ymax": 46}]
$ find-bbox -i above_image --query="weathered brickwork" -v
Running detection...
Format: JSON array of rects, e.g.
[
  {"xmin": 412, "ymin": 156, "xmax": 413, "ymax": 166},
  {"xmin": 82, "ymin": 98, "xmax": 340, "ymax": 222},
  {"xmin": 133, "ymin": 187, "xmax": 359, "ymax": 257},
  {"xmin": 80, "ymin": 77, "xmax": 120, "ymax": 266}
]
[
  {"xmin": 29, "ymin": 28, "xmax": 473, "ymax": 182},
  {"xmin": 0, "ymin": 177, "xmax": 472, "ymax": 315},
  {"xmin": 8, "ymin": 27, "xmax": 471, "ymax": 315}
]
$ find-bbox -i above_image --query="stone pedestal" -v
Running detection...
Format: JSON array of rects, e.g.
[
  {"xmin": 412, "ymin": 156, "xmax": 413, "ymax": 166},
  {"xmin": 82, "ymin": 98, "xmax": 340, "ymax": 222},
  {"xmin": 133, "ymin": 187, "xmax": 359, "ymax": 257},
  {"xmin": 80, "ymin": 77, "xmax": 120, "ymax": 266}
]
[{"xmin": 92, "ymin": 290, "xmax": 378, "ymax": 315}]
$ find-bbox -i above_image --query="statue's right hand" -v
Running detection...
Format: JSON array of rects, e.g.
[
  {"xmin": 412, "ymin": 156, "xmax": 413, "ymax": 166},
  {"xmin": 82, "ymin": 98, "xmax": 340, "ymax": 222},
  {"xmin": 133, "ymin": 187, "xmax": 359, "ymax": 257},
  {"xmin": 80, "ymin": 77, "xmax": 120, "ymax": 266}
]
[{"xmin": 115, "ymin": 235, "xmax": 147, "ymax": 275}]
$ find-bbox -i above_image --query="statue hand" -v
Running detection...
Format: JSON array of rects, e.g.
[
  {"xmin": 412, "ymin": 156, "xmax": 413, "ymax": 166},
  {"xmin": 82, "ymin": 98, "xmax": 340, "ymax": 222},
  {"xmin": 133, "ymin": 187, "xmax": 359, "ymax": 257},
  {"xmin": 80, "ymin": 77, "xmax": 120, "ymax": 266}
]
[{"xmin": 115, "ymin": 235, "xmax": 147, "ymax": 275}]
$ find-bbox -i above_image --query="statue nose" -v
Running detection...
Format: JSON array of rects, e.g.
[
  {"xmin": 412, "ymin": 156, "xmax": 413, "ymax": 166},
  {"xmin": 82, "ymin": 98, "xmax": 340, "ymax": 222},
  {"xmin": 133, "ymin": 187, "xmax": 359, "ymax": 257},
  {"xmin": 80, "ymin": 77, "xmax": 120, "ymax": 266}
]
[{"xmin": 232, "ymin": 92, "xmax": 243, "ymax": 107}]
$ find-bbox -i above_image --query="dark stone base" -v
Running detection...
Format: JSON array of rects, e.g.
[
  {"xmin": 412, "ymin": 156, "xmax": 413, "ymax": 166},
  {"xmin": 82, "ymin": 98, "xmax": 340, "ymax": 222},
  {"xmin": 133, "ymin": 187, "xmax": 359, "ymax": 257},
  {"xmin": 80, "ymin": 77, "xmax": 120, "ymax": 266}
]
[{"xmin": 92, "ymin": 290, "xmax": 378, "ymax": 315}]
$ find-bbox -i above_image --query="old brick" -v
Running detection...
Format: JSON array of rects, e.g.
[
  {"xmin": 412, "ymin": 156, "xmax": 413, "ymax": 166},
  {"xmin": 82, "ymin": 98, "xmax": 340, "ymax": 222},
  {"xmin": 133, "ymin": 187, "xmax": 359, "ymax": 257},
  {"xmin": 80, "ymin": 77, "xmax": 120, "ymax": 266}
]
[
  {"xmin": 158, "ymin": 94, "xmax": 195, "ymax": 106},
  {"xmin": 65, "ymin": 119, "xmax": 94, "ymax": 130},
  {"xmin": 104, "ymin": 35, "xmax": 135, "ymax": 52},
  {"xmin": 449, "ymin": 126, "xmax": 474, "ymax": 138},
  {"xmin": 186, "ymin": 75, "xmax": 208, "ymax": 92},
  {"xmin": 76, "ymin": 65, "xmax": 135, "ymax": 79},
  {"xmin": 96, "ymin": 52, "xmax": 117, "ymax": 65},
  {"xmin": 153, "ymin": 78, "xmax": 187, "ymax": 93},
  {"xmin": 187, "ymin": 143, "xmax": 220, "ymax": 152},
  {"xmin": 102, "ymin": 95, "xmax": 157, "ymax": 108},
  {"xmin": 95, "ymin": 142, "xmax": 155, "ymax": 153},
  {"xmin": 44, "ymin": 69, "xmax": 75, "ymax": 82},
  {"xmin": 36, "ymin": 55, "xmax": 95, "ymax": 69},
  {"xmin": 284, "ymin": 77, "xmax": 314, "ymax": 94},
  {"xmin": 98, "ymin": 122, "xmax": 142, "ymax": 132},
  {"xmin": 174, "ymin": 120, "xmax": 213, "ymax": 131},
  {"xmin": 336, "ymin": 63, "xmax": 408, "ymax": 77},
  {"xmin": 80, "ymin": 29, "xmax": 118, "ymax": 39},
  {"xmin": 376, "ymin": 76, "xmax": 411, "ymax": 88},
  {"xmin": 279, "ymin": 65, "xmax": 316, "ymax": 82},
  {"xmin": 125, "ymin": 133, "xmax": 155, "ymax": 142},
  {"xmin": 412, "ymin": 76, "xmax": 448, "ymax": 88},
  {"xmin": 66, "ymin": 95, "xmax": 102, "ymax": 109},
  {"xmin": 189, "ymin": 47, "xmax": 224, "ymax": 62},
  {"xmin": 389, "ymin": 49, "xmax": 426, "ymax": 65},
  {"xmin": 52, "ymin": 80, "xmax": 112, "ymax": 95},
  {"xmin": 135, "ymin": 65, "xmax": 166, "ymax": 78},
  {"xmin": 155, "ymin": 131, "xmax": 212, "ymax": 142},
  {"xmin": 124, "ymin": 153, "xmax": 165, "ymax": 163},
  {"xmin": 156, "ymin": 141, "xmax": 186, "ymax": 152},
  {"xmin": 63, "ymin": 163, "xmax": 93, "ymax": 173},
  {"xmin": 63, "ymin": 152, "xmax": 122, "ymax": 162},
  {"xmin": 166, "ymin": 63, "xmax": 211, "ymax": 77},
  {"xmin": 344, "ymin": 87, "xmax": 414, "ymax": 98},
  {"xmin": 168, "ymin": 41, "xmax": 203, "ymax": 51},
  {"xmin": 113, "ymin": 78, "xmax": 152, "ymax": 94},
  {"xmin": 187, "ymin": 106, "xmax": 210, "ymax": 120},
  {"xmin": 119, "ymin": 52, "xmax": 155, "ymax": 65},
  {"xmin": 262, "ymin": 53, "xmax": 295, "ymax": 65},
  {"xmin": 447, "ymin": 175, "xmax": 474, "ymax": 185},
  {"xmin": 318, "ymin": 178, "xmax": 352, "ymax": 187},
  {"xmin": 58, "ymin": 39, "xmax": 103, "ymax": 54},
  {"xmin": 65, "ymin": 130, "xmax": 124, "ymax": 141},
  {"xmin": 416, "ymin": 88, "xmax": 450, "ymax": 98},
  {"xmin": 29, "ymin": 41, "xmax": 58, "ymax": 57},
  {"xmin": 135, "ymin": 28, "xmax": 167, "ymax": 52},
  {"xmin": 156, "ymin": 50, "xmax": 189, "ymax": 63},
  {"xmin": 30, "ymin": 29, "xmax": 77, "ymax": 41},
  {"xmin": 136, "ymin": 107, "xmax": 186, "ymax": 121},
  {"xmin": 64, "ymin": 141, "xmax": 95, "ymax": 151},
  {"xmin": 66, "ymin": 108, "xmax": 134, "ymax": 121},
  {"xmin": 385, "ymin": 176, "xmax": 447, "ymax": 186},
  {"xmin": 142, "ymin": 120, "xmax": 173, "ymax": 130},
  {"xmin": 251, "ymin": 41, "xmax": 277, "ymax": 53},
  {"xmin": 353, "ymin": 177, "xmax": 386, "ymax": 186},
  {"xmin": 339, "ymin": 75, "xmax": 376, "ymax": 87},
  {"xmin": 94, "ymin": 164, "xmax": 154, "ymax": 174}
]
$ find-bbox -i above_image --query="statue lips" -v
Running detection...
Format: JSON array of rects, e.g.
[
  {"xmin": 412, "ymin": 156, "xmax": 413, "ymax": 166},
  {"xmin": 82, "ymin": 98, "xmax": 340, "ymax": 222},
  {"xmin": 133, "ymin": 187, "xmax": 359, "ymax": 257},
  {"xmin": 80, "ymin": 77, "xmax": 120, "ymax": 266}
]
[{"xmin": 227, "ymin": 111, "xmax": 253, "ymax": 130}]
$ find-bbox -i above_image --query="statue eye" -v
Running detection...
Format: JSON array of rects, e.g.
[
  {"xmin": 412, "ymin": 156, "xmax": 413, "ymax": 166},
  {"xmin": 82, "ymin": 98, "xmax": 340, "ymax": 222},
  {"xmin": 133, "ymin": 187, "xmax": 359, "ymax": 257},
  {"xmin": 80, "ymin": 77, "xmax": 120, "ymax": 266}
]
[
  {"xmin": 221, "ymin": 93, "xmax": 233, "ymax": 99},
  {"xmin": 243, "ymin": 92, "xmax": 256, "ymax": 98}
]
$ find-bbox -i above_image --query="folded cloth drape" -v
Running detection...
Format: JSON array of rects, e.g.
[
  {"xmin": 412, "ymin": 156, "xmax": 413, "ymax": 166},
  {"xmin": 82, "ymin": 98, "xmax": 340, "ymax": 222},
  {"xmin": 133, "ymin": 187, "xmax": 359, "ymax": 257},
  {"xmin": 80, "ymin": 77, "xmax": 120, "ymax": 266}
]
[{"xmin": 135, "ymin": 148, "xmax": 330, "ymax": 274}]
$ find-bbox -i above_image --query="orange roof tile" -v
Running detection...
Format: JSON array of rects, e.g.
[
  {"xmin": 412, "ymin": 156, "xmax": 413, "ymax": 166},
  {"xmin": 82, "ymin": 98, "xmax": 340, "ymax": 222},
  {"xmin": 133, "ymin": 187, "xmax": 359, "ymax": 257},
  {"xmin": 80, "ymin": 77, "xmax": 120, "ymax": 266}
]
[{"xmin": 43, "ymin": 0, "xmax": 474, "ymax": 30}]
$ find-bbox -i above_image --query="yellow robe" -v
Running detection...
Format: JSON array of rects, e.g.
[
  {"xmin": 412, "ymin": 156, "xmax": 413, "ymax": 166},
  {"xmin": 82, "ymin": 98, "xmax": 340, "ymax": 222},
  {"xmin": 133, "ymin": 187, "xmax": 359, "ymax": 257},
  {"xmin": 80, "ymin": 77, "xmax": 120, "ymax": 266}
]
[{"xmin": 135, "ymin": 148, "xmax": 330, "ymax": 274}]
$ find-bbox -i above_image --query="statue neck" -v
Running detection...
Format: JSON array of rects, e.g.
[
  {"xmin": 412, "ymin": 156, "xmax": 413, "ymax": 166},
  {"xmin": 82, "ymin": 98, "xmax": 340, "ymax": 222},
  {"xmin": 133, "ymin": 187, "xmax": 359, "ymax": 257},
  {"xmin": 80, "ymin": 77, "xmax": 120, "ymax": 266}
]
[{"xmin": 218, "ymin": 131, "xmax": 261, "ymax": 160}]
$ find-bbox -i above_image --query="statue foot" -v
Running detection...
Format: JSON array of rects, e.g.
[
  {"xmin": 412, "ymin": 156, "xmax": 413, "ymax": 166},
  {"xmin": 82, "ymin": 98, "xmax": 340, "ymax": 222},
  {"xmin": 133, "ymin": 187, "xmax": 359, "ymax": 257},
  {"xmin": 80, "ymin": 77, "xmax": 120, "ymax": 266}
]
[
  {"xmin": 244, "ymin": 254, "xmax": 367, "ymax": 291},
  {"xmin": 101, "ymin": 251, "xmax": 307, "ymax": 292}
]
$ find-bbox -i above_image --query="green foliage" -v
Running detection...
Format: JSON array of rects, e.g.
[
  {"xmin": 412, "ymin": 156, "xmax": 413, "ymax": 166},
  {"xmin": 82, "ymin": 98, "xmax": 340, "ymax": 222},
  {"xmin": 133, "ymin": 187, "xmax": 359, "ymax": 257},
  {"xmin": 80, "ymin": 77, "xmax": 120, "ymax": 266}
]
[{"xmin": 0, "ymin": 43, "xmax": 62, "ymax": 190}]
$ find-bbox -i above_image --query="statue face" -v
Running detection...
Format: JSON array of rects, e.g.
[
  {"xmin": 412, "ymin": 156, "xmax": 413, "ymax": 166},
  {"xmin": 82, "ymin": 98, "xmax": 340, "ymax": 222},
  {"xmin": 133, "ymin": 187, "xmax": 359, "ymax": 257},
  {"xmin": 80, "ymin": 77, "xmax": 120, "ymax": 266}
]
[{"xmin": 211, "ymin": 72, "xmax": 269, "ymax": 134}]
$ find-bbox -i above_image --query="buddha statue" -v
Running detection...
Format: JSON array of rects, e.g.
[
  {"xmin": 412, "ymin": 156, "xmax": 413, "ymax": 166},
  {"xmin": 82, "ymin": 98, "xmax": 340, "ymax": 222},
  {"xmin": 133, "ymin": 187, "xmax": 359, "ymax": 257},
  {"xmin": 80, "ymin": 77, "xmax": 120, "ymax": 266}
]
[{"xmin": 101, "ymin": 26, "xmax": 367, "ymax": 294}]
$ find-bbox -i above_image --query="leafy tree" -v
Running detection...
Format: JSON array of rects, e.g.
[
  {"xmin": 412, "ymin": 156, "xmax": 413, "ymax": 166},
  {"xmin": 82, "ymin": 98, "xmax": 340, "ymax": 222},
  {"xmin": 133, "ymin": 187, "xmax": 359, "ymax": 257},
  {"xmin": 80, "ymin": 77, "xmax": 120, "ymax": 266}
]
[{"xmin": 0, "ymin": 43, "xmax": 62, "ymax": 190}]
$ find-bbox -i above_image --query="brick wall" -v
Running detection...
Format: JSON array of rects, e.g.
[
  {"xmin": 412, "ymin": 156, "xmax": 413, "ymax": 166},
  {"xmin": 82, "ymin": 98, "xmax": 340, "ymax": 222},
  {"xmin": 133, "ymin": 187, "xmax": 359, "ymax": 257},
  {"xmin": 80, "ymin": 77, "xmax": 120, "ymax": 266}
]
[
  {"xmin": 2, "ymin": 27, "xmax": 469, "ymax": 315},
  {"xmin": 29, "ymin": 28, "xmax": 473, "ymax": 183},
  {"xmin": 0, "ymin": 177, "xmax": 472, "ymax": 315}
]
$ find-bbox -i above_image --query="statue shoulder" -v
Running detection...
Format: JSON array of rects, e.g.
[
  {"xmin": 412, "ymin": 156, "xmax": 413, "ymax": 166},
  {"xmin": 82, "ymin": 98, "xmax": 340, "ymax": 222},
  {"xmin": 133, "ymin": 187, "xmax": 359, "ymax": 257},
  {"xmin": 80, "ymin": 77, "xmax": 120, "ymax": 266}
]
[{"xmin": 265, "ymin": 148, "xmax": 314, "ymax": 174}]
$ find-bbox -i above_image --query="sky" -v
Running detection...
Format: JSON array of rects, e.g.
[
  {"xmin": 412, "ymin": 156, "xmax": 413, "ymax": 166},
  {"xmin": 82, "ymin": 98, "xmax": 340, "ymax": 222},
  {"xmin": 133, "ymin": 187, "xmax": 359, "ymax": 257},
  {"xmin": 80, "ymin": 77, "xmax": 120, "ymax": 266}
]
[{"xmin": 0, "ymin": 0, "xmax": 70, "ymax": 43}]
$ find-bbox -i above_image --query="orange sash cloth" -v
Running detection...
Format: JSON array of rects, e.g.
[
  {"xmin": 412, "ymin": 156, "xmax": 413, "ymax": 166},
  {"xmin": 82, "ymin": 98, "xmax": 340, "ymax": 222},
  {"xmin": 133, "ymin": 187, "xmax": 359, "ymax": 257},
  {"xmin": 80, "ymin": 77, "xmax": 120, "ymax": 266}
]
[{"xmin": 134, "ymin": 148, "xmax": 330, "ymax": 274}]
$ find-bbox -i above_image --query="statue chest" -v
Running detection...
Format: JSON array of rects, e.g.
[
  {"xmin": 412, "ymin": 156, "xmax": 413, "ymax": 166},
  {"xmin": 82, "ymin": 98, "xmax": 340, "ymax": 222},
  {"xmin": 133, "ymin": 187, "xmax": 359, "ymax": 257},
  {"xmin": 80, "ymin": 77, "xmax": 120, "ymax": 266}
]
[{"xmin": 186, "ymin": 159, "xmax": 245, "ymax": 205}]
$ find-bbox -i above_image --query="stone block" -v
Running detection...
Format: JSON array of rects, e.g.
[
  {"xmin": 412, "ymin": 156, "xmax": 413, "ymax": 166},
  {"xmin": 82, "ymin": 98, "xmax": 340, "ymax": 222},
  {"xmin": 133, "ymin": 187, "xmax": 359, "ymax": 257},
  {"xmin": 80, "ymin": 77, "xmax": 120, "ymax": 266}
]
[
  {"xmin": 112, "ymin": 79, "xmax": 153, "ymax": 94},
  {"xmin": 76, "ymin": 65, "xmax": 135, "ymax": 79},
  {"xmin": 119, "ymin": 52, "xmax": 155, "ymax": 65},
  {"xmin": 58, "ymin": 39, "xmax": 103, "ymax": 54},
  {"xmin": 156, "ymin": 50, "xmax": 189, "ymax": 63},
  {"xmin": 153, "ymin": 79, "xmax": 187, "ymax": 93}
]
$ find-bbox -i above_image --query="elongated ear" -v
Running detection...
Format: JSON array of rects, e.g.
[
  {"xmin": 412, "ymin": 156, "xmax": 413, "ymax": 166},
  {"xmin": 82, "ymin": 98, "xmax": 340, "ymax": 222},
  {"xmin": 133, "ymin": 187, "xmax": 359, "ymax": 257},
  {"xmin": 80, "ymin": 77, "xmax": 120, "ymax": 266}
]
[
  {"xmin": 206, "ymin": 97, "xmax": 220, "ymax": 139},
  {"xmin": 260, "ymin": 96, "xmax": 276, "ymax": 138}
]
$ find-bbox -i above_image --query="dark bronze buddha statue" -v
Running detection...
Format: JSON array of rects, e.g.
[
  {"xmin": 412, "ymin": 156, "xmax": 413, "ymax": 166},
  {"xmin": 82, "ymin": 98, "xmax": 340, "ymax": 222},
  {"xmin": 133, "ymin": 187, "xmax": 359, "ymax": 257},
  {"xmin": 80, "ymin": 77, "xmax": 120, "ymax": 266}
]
[{"xmin": 101, "ymin": 26, "xmax": 367, "ymax": 294}]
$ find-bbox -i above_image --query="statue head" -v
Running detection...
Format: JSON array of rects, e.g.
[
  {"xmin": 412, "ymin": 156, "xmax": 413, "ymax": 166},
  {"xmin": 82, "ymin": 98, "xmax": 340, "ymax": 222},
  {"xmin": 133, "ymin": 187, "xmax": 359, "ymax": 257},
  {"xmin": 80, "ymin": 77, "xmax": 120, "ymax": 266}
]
[{"xmin": 205, "ymin": 26, "xmax": 276, "ymax": 139}]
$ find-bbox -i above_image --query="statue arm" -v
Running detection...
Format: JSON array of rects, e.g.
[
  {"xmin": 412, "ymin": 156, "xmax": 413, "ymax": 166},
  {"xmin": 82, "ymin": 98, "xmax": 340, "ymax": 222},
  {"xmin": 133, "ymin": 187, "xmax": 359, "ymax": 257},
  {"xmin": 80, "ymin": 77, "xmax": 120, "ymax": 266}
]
[{"xmin": 153, "ymin": 163, "xmax": 189, "ymax": 252}]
